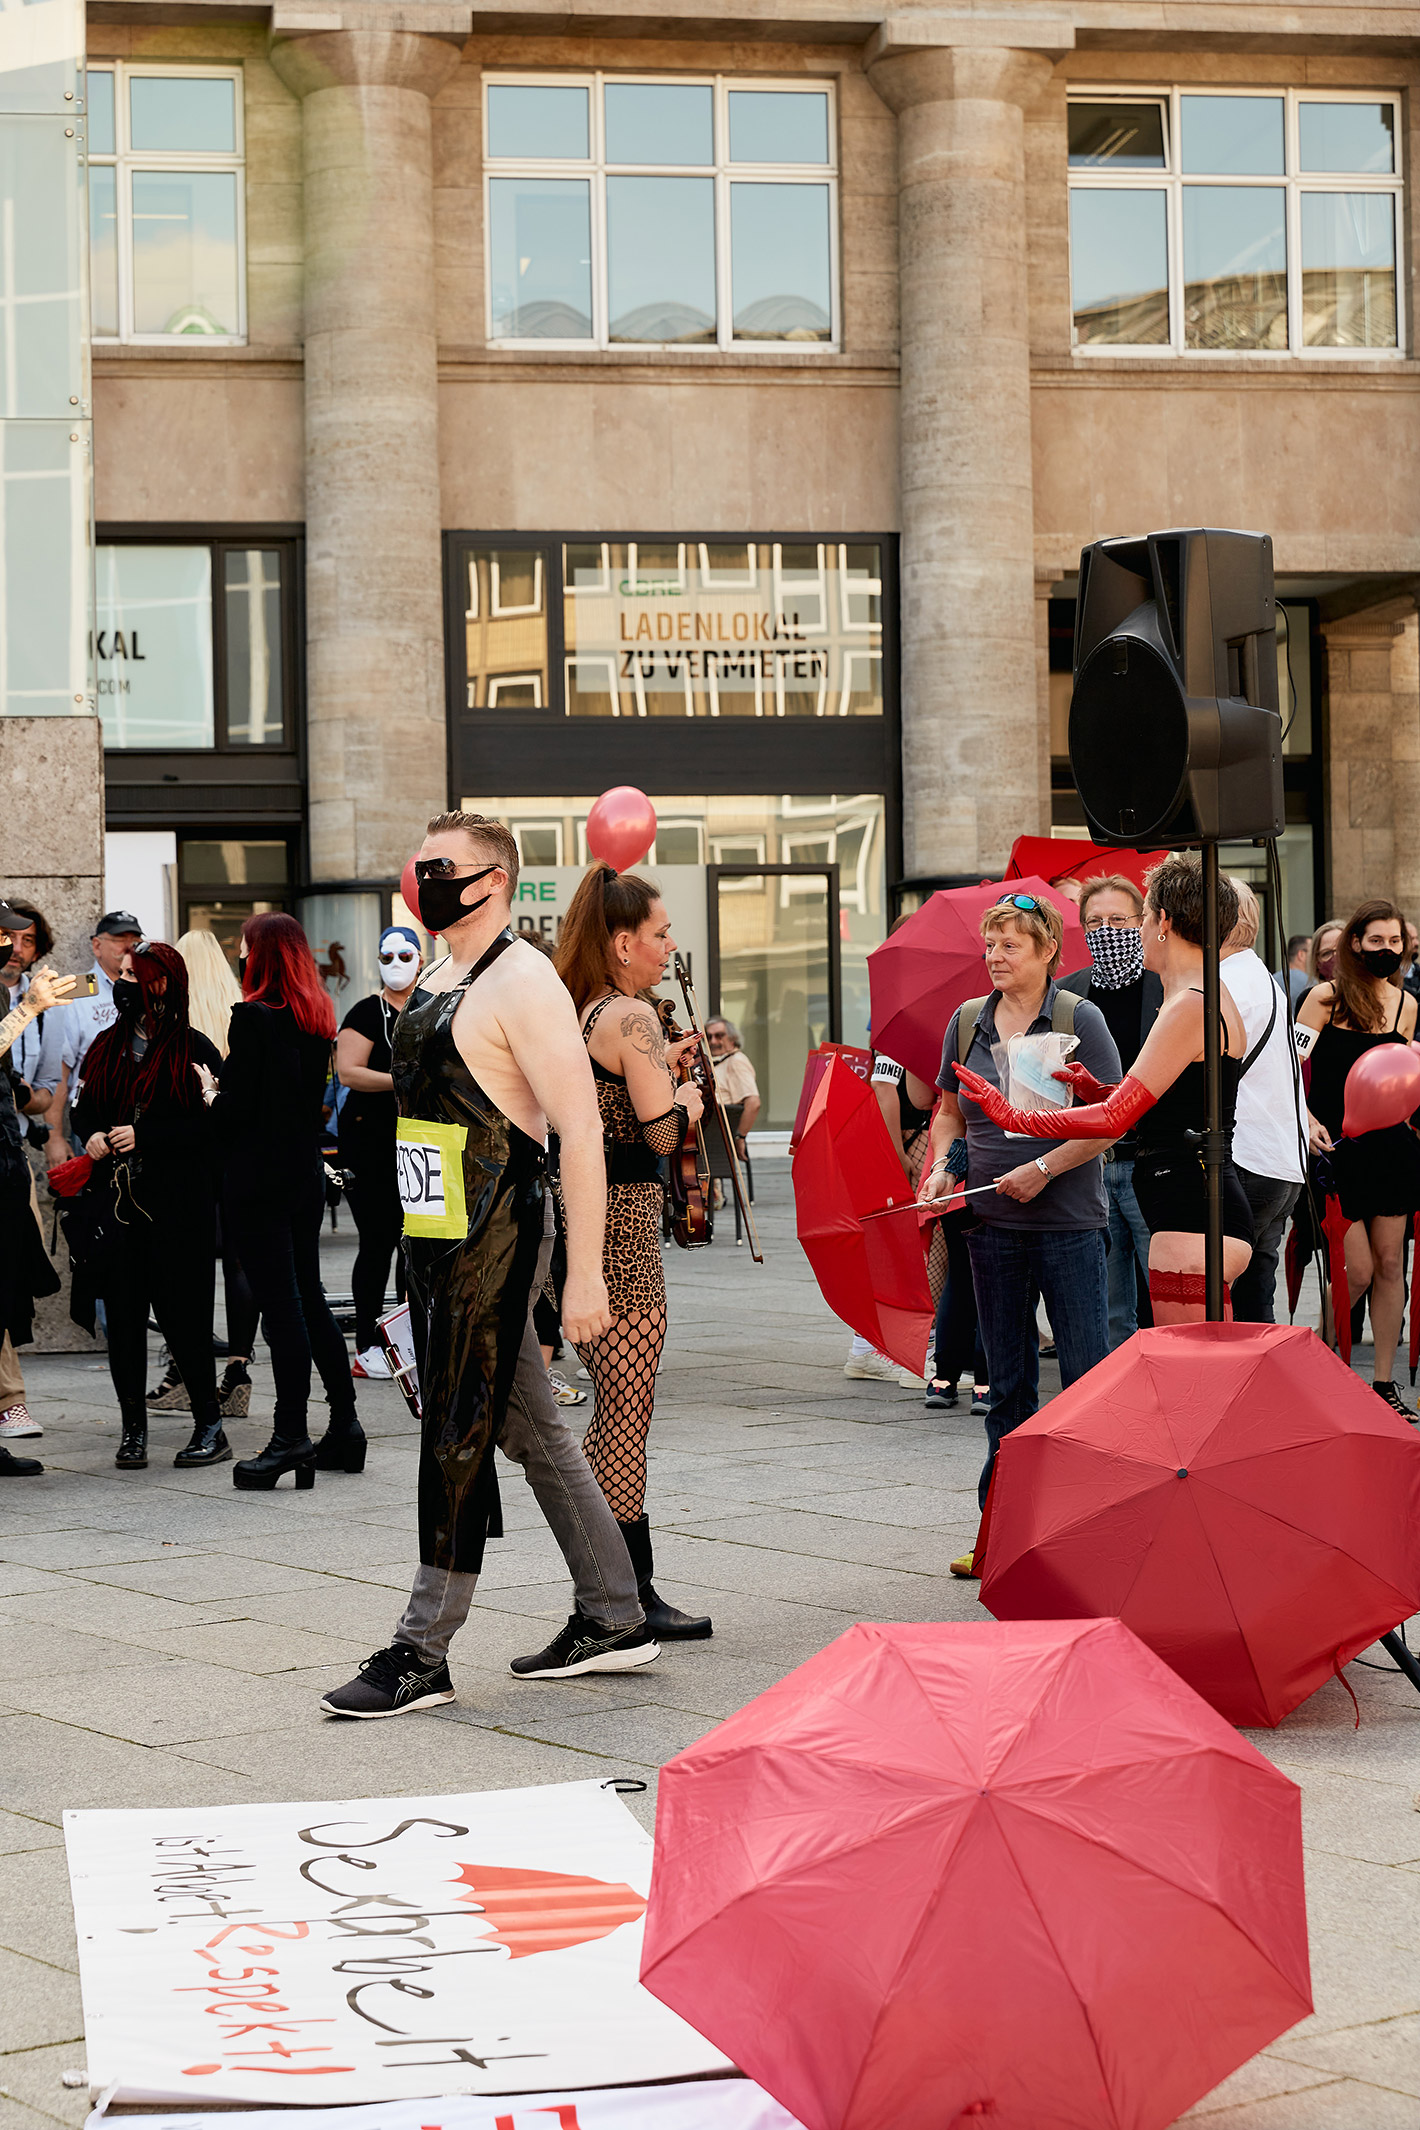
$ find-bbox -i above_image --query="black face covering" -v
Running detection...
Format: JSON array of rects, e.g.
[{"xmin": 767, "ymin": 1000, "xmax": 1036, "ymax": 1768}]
[
  {"xmin": 1358, "ymin": 945, "xmax": 1404, "ymax": 979},
  {"xmin": 112, "ymin": 976, "xmax": 142, "ymax": 1018},
  {"xmin": 416, "ymin": 864, "xmax": 498, "ymax": 935}
]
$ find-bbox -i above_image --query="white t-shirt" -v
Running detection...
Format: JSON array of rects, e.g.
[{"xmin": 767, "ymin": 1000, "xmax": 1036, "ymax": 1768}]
[{"xmin": 1219, "ymin": 947, "xmax": 1306, "ymax": 1185}]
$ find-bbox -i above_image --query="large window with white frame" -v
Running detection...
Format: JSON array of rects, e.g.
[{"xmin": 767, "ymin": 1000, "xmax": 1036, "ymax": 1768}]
[
  {"xmin": 86, "ymin": 63, "xmax": 245, "ymax": 343},
  {"xmin": 1068, "ymin": 88, "xmax": 1403, "ymax": 355},
  {"xmin": 483, "ymin": 74, "xmax": 838, "ymax": 350}
]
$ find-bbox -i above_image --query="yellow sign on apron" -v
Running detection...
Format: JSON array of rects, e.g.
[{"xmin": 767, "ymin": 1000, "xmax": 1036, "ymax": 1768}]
[{"xmin": 395, "ymin": 1117, "xmax": 469, "ymax": 1238}]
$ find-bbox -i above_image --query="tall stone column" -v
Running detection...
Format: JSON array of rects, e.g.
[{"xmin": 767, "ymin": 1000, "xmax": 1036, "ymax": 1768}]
[
  {"xmin": 867, "ymin": 30, "xmax": 1061, "ymax": 880},
  {"xmin": 271, "ymin": 19, "xmax": 466, "ymax": 883},
  {"xmin": 1323, "ymin": 600, "xmax": 1420, "ymax": 916}
]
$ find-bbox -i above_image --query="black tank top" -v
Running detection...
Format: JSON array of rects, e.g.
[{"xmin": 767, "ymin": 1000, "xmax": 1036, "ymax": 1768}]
[
  {"xmin": 1307, "ymin": 992, "xmax": 1407, "ymax": 1142},
  {"xmin": 1133, "ymin": 999, "xmax": 1240, "ymax": 1153}
]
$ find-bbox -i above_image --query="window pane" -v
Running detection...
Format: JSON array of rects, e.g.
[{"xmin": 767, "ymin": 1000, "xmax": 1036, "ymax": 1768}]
[
  {"xmin": 87, "ymin": 69, "xmax": 115, "ymax": 155},
  {"xmin": 731, "ymin": 183, "xmax": 830, "ymax": 341},
  {"xmin": 131, "ymin": 170, "xmax": 239, "ymax": 334},
  {"xmin": 1302, "ymin": 192, "xmax": 1396, "ymax": 348},
  {"xmin": 224, "ymin": 549, "xmax": 284, "ymax": 745},
  {"xmin": 95, "ymin": 545, "xmax": 214, "ymax": 748},
  {"xmin": 1183, "ymin": 186, "xmax": 1287, "ymax": 349},
  {"xmin": 728, "ymin": 90, "xmax": 830, "ymax": 165},
  {"xmin": 0, "ymin": 116, "xmax": 84, "ymax": 415},
  {"xmin": 1067, "ymin": 101, "xmax": 1166, "ymax": 169},
  {"xmin": 605, "ymin": 83, "xmax": 712, "ymax": 165},
  {"xmin": 129, "ymin": 75, "xmax": 235, "ymax": 154},
  {"xmin": 89, "ymin": 166, "xmax": 118, "ymax": 335},
  {"xmin": 488, "ymin": 177, "xmax": 591, "ymax": 338},
  {"xmin": 486, "ymin": 84, "xmax": 589, "ymax": 159},
  {"xmin": 607, "ymin": 175, "xmax": 715, "ymax": 343},
  {"xmin": 183, "ymin": 839, "xmax": 288, "ymax": 886},
  {"xmin": 1070, "ymin": 188, "xmax": 1168, "ymax": 345},
  {"xmin": 1299, "ymin": 101, "xmax": 1395, "ymax": 175},
  {"xmin": 1180, "ymin": 95, "xmax": 1283, "ymax": 175},
  {"xmin": 464, "ymin": 548, "xmax": 549, "ymax": 708}
]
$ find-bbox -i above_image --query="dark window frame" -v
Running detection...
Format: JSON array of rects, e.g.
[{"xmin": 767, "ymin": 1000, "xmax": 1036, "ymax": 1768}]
[{"xmin": 707, "ymin": 861, "xmax": 841, "ymax": 1036}]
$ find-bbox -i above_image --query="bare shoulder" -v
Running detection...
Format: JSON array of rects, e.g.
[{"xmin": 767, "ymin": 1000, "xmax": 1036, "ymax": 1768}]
[
  {"xmin": 1298, "ymin": 980, "xmax": 1335, "ymax": 1028},
  {"xmin": 614, "ymin": 999, "xmax": 667, "ymax": 1064},
  {"xmin": 1401, "ymin": 989, "xmax": 1419, "ymax": 1039},
  {"xmin": 487, "ymin": 938, "xmax": 576, "ymax": 1019}
]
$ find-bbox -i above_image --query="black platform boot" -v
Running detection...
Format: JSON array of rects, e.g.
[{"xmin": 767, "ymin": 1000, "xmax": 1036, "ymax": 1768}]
[
  {"xmin": 619, "ymin": 1513, "xmax": 712, "ymax": 1640},
  {"xmin": 174, "ymin": 1404, "xmax": 231, "ymax": 1468},
  {"xmin": 313, "ymin": 1408, "xmax": 367, "ymax": 1473},
  {"xmin": 233, "ymin": 1433, "xmax": 316, "ymax": 1490},
  {"xmin": 115, "ymin": 1415, "xmax": 148, "ymax": 1470}
]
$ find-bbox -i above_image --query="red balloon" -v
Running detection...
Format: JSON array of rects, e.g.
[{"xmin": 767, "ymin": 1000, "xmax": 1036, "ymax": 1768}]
[
  {"xmin": 1342, "ymin": 1043, "xmax": 1420, "ymax": 1137},
  {"xmin": 586, "ymin": 786, "xmax": 657, "ymax": 873},
  {"xmin": 398, "ymin": 854, "xmax": 423, "ymax": 926}
]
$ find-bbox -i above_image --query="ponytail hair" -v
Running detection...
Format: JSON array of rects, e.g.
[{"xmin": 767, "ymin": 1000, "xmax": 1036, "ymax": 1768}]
[{"xmin": 555, "ymin": 865, "xmax": 661, "ymax": 1013}]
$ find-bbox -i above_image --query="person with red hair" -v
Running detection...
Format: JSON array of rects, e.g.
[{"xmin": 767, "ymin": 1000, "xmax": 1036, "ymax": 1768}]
[
  {"xmin": 195, "ymin": 912, "xmax": 359, "ymax": 1488},
  {"xmin": 72, "ymin": 941, "xmax": 227, "ymax": 1470}
]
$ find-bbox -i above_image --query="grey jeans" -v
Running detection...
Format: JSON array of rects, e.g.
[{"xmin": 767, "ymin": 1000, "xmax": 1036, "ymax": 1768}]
[
  {"xmin": 1230, "ymin": 1168, "xmax": 1301, "ymax": 1324},
  {"xmin": 394, "ymin": 1214, "xmax": 642, "ymax": 1661}
]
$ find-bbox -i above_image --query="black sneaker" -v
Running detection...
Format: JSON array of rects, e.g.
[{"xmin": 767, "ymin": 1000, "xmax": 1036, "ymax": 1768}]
[
  {"xmin": 1373, "ymin": 1380, "xmax": 1417, "ymax": 1422},
  {"xmin": 510, "ymin": 1613, "xmax": 660, "ymax": 1679},
  {"xmin": 924, "ymin": 1379, "xmax": 958, "ymax": 1410},
  {"xmin": 320, "ymin": 1644, "xmax": 455, "ymax": 1719},
  {"xmin": 970, "ymin": 1386, "xmax": 991, "ymax": 1416},
  {"xmin": 0, "ymin": 1444, "xmax": 42, "ymax": 1477}
]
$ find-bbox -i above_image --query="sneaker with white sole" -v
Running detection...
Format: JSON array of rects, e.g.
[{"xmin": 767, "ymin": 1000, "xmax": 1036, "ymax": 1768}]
[
  {"xmin": 320, "ymin": 1643, "xmax": 455, "ymax": 1718},
  {"xmin": 547, "ymin": 1369, "xmax": 587, "ymax": 1407},
  {"xmin": 842, "ymin": 1351, "xmax": 900, "ymax": 1382},
  {"xmin": 509, "ymin": 1612, "xmax": 659, "ymax": 1679},
  {"xmin": 0, "ymin": 1404, "xmax": 41, "ymax": 1439},
  {"xmin": 352, "ymin": 1346, "xmax": 391, "ymax": 1380}
]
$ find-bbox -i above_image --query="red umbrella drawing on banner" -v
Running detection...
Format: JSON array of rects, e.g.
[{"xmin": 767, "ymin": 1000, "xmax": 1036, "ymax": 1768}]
[{"xmin": 451, "ymin": 1864, "xmax": 645, "ymax": 1957}]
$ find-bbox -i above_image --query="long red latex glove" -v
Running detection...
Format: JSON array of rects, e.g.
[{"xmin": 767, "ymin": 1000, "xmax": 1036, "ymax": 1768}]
[
  {"xmin": 954, "ymin": 1062, "xmax": 1157, "ymax": 1140},
  {"xmin": 1052, "ymin": 1061, "xmax": 1118, "ymax": 1104}
]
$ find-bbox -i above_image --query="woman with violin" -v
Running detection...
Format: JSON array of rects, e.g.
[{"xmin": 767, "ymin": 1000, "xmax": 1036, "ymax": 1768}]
[{"xmin": 555, "ymin": 865, "xmax": 713, "ymax": 1639}]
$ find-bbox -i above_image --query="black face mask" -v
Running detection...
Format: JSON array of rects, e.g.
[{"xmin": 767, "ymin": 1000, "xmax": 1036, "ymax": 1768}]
[
  {"xmin": 417, "ymin": 864, "xmax": 498, "ymax": 935},
  {"xmin": 112, "ymin": 976, "xmax": 142, "ymax": 1018},
  {"xmin": 1358, "ymin": 946, "xmax": 1404, "ymax": 979}
]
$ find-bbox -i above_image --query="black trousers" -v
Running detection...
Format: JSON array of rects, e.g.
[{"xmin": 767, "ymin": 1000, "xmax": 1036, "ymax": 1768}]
[
  {"xmin": 102, "ymin": 1204, "xmax": 220, "ymax": 1426},
  {"xmin": 930, "ymin": 1213, "xmax": 988, "ymax": 1386},
  {"xmin": 346, "ymin": 1167, "xmax": 405, "ymax": 1352},
  {"xmin": 225, "ymin": 1163, "xmax": 354, "ymax": 1443}
]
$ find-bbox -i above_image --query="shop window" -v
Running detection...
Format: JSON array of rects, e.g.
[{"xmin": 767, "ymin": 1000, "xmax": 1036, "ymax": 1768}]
[
  {"xmin": 1068, "ymin": 89, "xmax": 1401, "ymax": 354},
  {"xmin": 181, "ymin": 837, "xmax": 291, "ymax": 962},
  {"xmin": 464, "ymin": 547, "xmax": 550, "ymax": 708},
  {"xmin": 485, "ymin": 74, "xmax": 837, "ymax": 350},
  {"xmin": 86, "ymin": 64, "xmax": 245, "ymax": 343}
]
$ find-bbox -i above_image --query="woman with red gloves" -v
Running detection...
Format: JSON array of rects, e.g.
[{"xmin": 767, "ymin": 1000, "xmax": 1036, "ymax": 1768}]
[{"xmin": 954, "ymin": 854, "xmax": 1254, "ymax": 1326}]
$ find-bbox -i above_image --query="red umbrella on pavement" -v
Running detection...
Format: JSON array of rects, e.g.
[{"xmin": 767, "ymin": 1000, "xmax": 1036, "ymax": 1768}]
[
  {"xmin": 1006, "ymin": 835, "xmax": 1168, "ymax": 893},
  {"xmin": 791, "ymin": 1054, "xmax": 932, "ymax": 1376},
  {"xmin": 981, "ymin": 1322, "xmax": 1420, "ymax": 1727},
  {"xmin": 868, "ymin": 876, "xmax": 1088, "ymax": 1085},
  {"xmin": 642, "ymin": 1618, "xmax": 1311, "ymax": 2130}
]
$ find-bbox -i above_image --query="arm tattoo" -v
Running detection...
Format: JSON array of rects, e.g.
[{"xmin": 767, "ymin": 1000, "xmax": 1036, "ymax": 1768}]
[
  {"xmin": 0, "ymin": 995, "xmax": 35, "ymax": 1062},
  {"xmin": 622, "ymin": 1008, "xmax": 668, "ymax": 1071}
]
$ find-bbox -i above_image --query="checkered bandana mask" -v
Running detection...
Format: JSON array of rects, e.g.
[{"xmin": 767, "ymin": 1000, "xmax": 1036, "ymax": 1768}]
[{"xmin": 1087, "ymin": 923, "xmax": 1145, "ymax": 991}]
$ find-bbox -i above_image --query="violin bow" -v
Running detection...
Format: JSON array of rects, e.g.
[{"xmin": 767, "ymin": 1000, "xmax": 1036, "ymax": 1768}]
[{"xmin": 673, "ymin": 953, "xmax": 764, "ymax": 1264}]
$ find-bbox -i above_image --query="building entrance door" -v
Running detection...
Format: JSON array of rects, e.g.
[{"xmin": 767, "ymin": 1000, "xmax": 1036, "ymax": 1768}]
[{"xmin": 709, "ymin": 865, "xmax": 841, "ymax": 1132}]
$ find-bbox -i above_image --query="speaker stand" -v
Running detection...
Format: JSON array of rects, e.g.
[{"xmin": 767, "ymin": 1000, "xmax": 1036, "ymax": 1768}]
[{"xmin": 1201, "ymin": 841, "xmax": 1227, "ymax": 1321}]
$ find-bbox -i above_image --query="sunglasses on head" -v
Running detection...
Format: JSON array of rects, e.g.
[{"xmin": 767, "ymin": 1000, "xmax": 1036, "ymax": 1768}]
[{"xmin": 993, "ymin": 893, "xmax": 1041, "ymax": 913}]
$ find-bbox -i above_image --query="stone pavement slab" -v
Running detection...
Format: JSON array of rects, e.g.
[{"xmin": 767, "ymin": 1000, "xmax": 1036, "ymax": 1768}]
[{"xmin": 0, "ymin": 1166, "xmax": 1417, "ymax": 2130}]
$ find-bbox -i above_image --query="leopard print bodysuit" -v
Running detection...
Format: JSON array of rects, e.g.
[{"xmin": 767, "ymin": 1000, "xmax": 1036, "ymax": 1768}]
[{"xmin": 567, "ymin": 995, "xmax": 684, "ymax": 1522}]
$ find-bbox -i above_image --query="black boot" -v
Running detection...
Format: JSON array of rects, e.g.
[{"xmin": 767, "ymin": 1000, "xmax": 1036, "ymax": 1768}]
[
  {"xmin": 233, "ymin": 1434, "xmax": 316, "ymax": 1491},
  {"xmin": 174, "ymin": 1405, "xmax": 232, "ymax": 1468},
  {"xmin": 618, "ymin": 1514, "xmax": 712, "ymax": 1640},
  {"xmin": 115, "ymin": 1416, "xmax": 148, "ymax": 1470},
  {"xmin": 313, "ymin": 1410, "xmax": 367, "ymax": 1473}
]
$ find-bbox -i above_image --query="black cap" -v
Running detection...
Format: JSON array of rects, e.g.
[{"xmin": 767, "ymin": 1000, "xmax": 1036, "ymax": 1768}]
[
  {"xmin": 93, "ymin": 911, "xmax": 142, "ymax": 939},
  {"xmin": 0, "ymin": 901, "xmax": 27, "ymax": 933}
]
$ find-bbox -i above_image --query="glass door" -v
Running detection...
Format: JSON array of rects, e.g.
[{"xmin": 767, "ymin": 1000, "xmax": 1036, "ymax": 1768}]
[{"xmin": 709, "ymin": 864, "xmax": 840, "ymax": 1130}]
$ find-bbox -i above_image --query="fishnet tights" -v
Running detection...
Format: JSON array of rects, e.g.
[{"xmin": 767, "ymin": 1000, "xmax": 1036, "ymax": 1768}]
[{"xmin": 564, "ymin": 1175, "xmax": 668, "ymax": 1522}]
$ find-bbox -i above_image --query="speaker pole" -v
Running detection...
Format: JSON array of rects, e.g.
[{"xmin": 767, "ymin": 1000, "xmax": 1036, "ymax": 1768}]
[{"xmin": 1202, "ymin": 840, "xmax": 1225, "ymax": 1321}]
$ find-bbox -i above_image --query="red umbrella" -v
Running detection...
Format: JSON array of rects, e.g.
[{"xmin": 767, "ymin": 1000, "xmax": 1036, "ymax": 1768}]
[
  {"xmin": 642, "ymin": 1618, "xmax": 1311, "ymax": 2130},
  {"xmin": 791, "ymin": 1055, "xmax": 932, "ymax": 1376},
  {"xmin": 981, "ymin": 1322, "xmax": 1420, "ymax": 1727},
  {"xmin": 788, "ymin": 1042, "xmax": 871, "ymax": 1152},
  {"xmin": 1006, "ymin": 834, "xmax": 1168, "ymax": 893},
  {"xmin": 868, "ymin": 875, "xmax": 1088, "ymax": 1085},
  {"xmin": 1321, "ymin": 1190, "xmax": 1353, "ymax": 1364}
]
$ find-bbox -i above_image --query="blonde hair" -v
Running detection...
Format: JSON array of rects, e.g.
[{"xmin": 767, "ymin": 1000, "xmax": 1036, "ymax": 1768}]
[
  {"xmin": 1226, "ymin": 877, "xmax": 1260, "ymax": 951},
  {"xmin": 980, "ymin": 893, "xmax": 1065, "ymax": 976},
  {"xmin": 177, "ymin": 927, "xmax": 242, "ymax": 1056},
  {"xmin": 1078, "ymin": 872, "xmax": 1144, "ymax": 923}
]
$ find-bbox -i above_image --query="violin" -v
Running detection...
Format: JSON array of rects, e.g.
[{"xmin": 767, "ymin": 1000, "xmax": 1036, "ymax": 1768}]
[{"xmin": 658, "ymin": 956, "xmax": 764, "ymax": 1264}]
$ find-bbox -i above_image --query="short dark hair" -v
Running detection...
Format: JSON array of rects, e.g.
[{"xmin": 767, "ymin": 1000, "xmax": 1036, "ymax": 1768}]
[
  {"xmin": 1, "ymin": 899, "xmax": 52, "ymax": 958},
  {"xmin": 1287, "ymin": 933, "xmax": 1312, "ymax": 962},
  {"xmin": 425, "ymin": 810, "xmax": 519, "ymax": 894},
  {"xmin": 1144, "ymin": 854, "xmax": 1238, "ymax": 949}
]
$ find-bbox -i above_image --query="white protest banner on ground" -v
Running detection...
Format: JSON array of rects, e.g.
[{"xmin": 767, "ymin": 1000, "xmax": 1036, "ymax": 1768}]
[
  {"xmin": 65, "ymin": 1782, "xmax": 732, "ymax": 2106},
  {"xmin": 90, "ymin": 2083, "xmax": 806, "ymax": 2130}
]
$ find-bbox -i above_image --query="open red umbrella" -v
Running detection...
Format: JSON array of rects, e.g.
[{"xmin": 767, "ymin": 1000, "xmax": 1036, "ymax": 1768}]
[
  {"xmin": 981, "ymin": 1322, "xmax": 1420, "ymax": 1727},
  {"xmin": 642, "ymin": 1618, "xmax": 1311, "ymax": 2130},
  {"xmin": 1006, "ymin": 834, "xmax": 1168, "ymax": 893},
  {"xmin": 788, "ymin": 1042, "xmax": 871, "ymax": 1152},
  {"xmin": 868, "ymin": 875, "xmax": 1087, "ymax": 1085},
  {"xmin": 791, "ymin": 1054, "xmax": 932, "ymax": 1376}
]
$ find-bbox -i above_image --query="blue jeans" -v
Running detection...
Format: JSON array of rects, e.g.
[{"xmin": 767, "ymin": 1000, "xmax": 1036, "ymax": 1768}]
[
  {"xmin": 1104, "ymin": 1156, "xmax": 1152, "ymax": 1350},
  {"xmin": 965, "ymin": 1223, "xmax": 1110, "ymax": 1509}
]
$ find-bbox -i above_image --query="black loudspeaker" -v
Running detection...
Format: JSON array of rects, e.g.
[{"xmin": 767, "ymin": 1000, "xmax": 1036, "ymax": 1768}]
[{"xmin": 1068, "ymin": 528, "xmax": 1285, "ymax": 847}]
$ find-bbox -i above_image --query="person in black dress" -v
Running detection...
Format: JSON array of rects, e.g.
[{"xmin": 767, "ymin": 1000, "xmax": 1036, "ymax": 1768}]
[
  {"xmin": 195, "ymin": 912, "xmax": 361, "ymax": 1487},
  {"xmin": 73, "ymin": 942, "xmax": 227, "ymax": 1470},
  {"xmin": 1297, "ymin": 896, "xmax": 1420, "ymax": 1416},
  {"xmin": 957, "ymin": 854, "xmax": 1253, "ymax": 1324},
  {"xmin": 336, "ymin": 926, "xmax": 419, "ymax": 1378}
]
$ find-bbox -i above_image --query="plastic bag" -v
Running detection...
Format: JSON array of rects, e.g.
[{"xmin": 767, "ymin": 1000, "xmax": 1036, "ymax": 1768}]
[{"xmin": 1003, "ymin": 1031, "xmax": 1078, "ymax": 1135}]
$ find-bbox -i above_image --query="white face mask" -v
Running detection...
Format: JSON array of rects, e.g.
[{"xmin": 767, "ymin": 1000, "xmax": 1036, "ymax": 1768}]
[{"xmin": 378, "ymin": 946, "xmax": 420, "ymax": 992}]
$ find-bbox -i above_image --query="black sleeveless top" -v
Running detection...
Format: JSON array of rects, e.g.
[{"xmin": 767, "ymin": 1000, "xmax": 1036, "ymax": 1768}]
[
  {"xmin": 580, "ymin": 994, "xmax": 663, "ymax": 1185},
  {"xmin": 1307, "ymin": 991, "xmax": 1406, "ymax": 1143}
]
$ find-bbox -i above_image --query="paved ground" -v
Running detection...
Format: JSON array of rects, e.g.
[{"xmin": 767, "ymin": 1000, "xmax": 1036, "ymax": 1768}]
[{"xmin": 2, "ymin": 1166, "xmax": 1419, "ymax": 2128}]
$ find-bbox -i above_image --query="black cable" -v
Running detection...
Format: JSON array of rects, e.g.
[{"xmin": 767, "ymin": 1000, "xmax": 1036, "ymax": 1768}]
[
  {"xmin": 1279, "ymin": 605, "xmax": 1299, "ymax": 746},
  {"xmin": 1266, "ymin": 835, "xmax": 1323, "ymax": 1306},
  {"xmin": 1353, "ymin": 1620, "xmax": 1414, "ymax": 1674}
]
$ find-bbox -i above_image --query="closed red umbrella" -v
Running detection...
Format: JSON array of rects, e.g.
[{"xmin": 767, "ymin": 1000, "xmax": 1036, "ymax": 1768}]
[
  {"xmin": 868, "ymin": 876, "xmax": 1087, "ymax": 1085},
  {"xmin": 1006, "ymin": 835, "xmax": 1168, "ymax": 893},
  {"xmin": 642, "ymin": 1618, "xmax": 1311, "ymax": 2130},
  {"xmin": 981, "ymin": 1322, "xmax": 1420, "ymax": 1727},
  {"xmin": 791, "ymin": 1054, "xmax": 932, "ymax": 1376}
]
